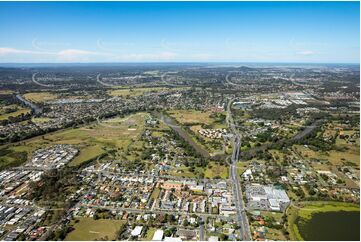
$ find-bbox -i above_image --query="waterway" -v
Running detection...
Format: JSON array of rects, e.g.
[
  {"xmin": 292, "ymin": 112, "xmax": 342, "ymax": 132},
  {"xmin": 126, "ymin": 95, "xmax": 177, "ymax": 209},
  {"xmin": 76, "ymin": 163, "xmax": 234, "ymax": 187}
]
[
  {"xmin": 15, "ymin": 94, "xmax": 42, "ymax": 115},
  {"xmin": 153, "ymin": 111, "xmax": 210, "ymax": 158},
  {"xmin": 298, "ymin": 210, "xmax": 360, "ymax": 241}
]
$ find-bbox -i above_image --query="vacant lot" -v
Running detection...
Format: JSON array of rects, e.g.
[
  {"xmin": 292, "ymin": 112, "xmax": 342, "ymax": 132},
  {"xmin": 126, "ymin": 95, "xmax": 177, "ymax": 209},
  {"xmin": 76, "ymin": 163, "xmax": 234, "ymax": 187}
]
[
  {"xmin": 0, "ymin": 90, "xmax": 13, "ymax": 95},
  {"xmin": 168, "ymin": 109, "xmax": 226, "ymax": 128},
  {"xmin": 109, "ymin": 87, "xmax": 171, "ymax": 97},
  {"xmin": 204, "ymin": 161, "xmax": 228, "ymax": 179},
  {"xmin": 69, "ymin": 145, "xmax": 105, "ymax": 167},
  {"xmin": 0, "ymin": 147, "xmax": 28, "ymax": 170},
  {"xmin": 168, "ymin": 165, "xmax": 205, "ymax": 179},
  {"xmin": 294, "ymin": 144, "xmax": 359, "ymax": 167},
  {"xmin": 65, "ymin": 218, "xmax": 126, "ymax": 241},
  {"xmin": 23, "ymin": 92, "xmax": 58, "ymax": 103}
]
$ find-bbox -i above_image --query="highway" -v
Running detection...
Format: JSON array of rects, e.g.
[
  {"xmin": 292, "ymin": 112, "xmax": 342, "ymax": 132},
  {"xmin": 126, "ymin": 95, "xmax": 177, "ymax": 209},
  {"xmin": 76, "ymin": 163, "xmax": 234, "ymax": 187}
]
[
  {"xmin": 225, "ymin": 72, "xmax": 241, "ymax": 87},
  {"xmin": 226, "ymin": 99, "xmax": 252, "ymax": 241}
]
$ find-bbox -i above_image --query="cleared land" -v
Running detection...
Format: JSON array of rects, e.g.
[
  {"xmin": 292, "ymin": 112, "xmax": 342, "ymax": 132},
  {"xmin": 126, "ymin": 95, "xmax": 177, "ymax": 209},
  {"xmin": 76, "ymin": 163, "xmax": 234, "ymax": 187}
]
[
  {"xmin": 204, "ymin": 161, "xmax": 228, "ymax": 179},
  {"xmin": 294, "ymin": 144, "xmax": 359, "ymax": 167},
  {"xmin": 23, "ymin": 92, "xmax": 58, "ymax": 103},
  {"xmin": 0, "ymin": 90, "xmax": 13, "ymax": 94},
  {"xmin": 108, "ymin": 87, "xmax": 186, "ymax": 97},
  {"xmin": 69, "ymin": 145, "xmax": 105, "ymax": 167},
  {"xmin": 168, "ymin": 165, "xmax": 205, "ymax": 179},
  {"xmin": 168, "ymin": 109, "xmax": 226, "ymax": 128},
  {"xmin": 65, "ymin": 218, "xmax": 126, "ymax": 241}
]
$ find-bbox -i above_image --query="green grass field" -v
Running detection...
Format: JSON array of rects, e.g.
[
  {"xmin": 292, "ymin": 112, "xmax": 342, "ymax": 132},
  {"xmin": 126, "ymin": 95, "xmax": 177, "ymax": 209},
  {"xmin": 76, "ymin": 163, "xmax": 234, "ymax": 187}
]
[
  {"xmin": 294, "ymin": 144, "xmax": 360, "ymax": 167},
  {"xmin": 108, "ymin": 87, "xmax": 180, "ymax": 97},
  {"xmin": 236, "ymin": 160, "xmax": 251, "ymax": 177},
  {"xmin": 168, "ymin": 165, "xmax": 205, "ymax": 178},
  {"xmin": 69, "ymin": 145, "xmax": 105, "ymax": 167},
  {"xmin": 65, "ymin": 218, "xmax": 126, "ymax": 241},
  {"xmin": 204, "ymin": 161, "xmax": 228, "ymax": 179},
  {"xmin": 31, "ymin": 117, "xmax": 52, "ymax": 123},
  {"xmin": 0, "ymin": 107, "xmax": 31, "ymax": 121},
  {"xmin": 144, "ymin": 227, "xmax": 157, "ymax": 240},
  {"xmin": 168, "ymin": 109, "xmax": 226, "ymax": 128},
  {"xmin": 0, "ymin": 147, "xmax": 28, "ymax": 170},
  {"xmin": 150, "ymin": 187, "xmax": 161, "ymax": 200},
  {"xmin": 23, "ymin": 92, "xmax": 58, "ymax": 103}
]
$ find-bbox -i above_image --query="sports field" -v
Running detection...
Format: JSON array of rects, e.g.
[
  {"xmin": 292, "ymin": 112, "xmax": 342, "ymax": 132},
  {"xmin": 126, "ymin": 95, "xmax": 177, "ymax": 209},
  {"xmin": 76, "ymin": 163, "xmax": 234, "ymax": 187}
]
[{"xmin": 65, "ymin": 218, "xmax": 126, "ymax": 241}]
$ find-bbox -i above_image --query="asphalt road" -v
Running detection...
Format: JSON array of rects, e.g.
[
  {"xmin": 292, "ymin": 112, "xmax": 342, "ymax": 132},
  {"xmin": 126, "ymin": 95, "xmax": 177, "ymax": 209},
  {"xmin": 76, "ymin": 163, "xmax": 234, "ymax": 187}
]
[
  {"xmin": 199, "ymin": 219, "xmax": 205, "ymax": 241},
  {"xmin": 226, "ymin": 99, "xmax": 251, "ymax": 241}
]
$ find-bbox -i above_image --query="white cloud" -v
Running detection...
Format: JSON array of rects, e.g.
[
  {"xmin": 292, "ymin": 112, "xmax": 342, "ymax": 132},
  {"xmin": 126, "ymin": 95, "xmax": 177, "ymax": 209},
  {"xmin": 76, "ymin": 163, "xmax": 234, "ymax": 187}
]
[
  {"xmin": 0, "ymin": 46, "xmax": 112, "ymax": 62},
  {"xmin": 189, "ymin": 53, "xmax": 213, "ymax": 60},
  {"xmin": 57, "ymin": 49, "xmax": 97, "ymax": 56},
  {"xmin": 57, "ymin": 49, "xmax": 112, "ymax": 61},
  {"xmin": 113, "ymin": 52, "xmax": 177, "ymax": 61},
  {"xmin": 57, "ymin": 49, "xmax": 94, "ymax": 61},
  {"xmin": 0, "ymin": 47, "xmax": 49, "ymax": 55},
  {"xmin": 296, "ymin": 50, "xmax": 315, "ymax": 56}
]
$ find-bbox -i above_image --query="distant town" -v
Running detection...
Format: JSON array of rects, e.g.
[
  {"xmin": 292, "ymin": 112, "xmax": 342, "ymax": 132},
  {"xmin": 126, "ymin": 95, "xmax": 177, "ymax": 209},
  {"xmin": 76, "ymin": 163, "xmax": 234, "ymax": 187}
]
[{"xmin": 0, "ymin": 63, "xmax": 359, "ymax": 241}]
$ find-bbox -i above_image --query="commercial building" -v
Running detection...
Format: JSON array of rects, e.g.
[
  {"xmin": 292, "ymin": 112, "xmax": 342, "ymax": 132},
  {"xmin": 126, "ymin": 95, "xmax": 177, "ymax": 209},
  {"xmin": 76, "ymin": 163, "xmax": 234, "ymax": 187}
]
[{"xmin": 245, "ymin": 184, "xmax": 290, "ymax": 211}]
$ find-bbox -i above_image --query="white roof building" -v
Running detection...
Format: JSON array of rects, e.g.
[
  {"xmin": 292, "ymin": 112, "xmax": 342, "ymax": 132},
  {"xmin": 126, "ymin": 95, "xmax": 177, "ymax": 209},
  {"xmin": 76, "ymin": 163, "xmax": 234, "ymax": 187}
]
[
  {"xmin": 164, "ymin": 237, "xmax": 183, "ymax": 242},
  {"xmin": 152, "ymin": 229, "xmax": 164, "ymax": 241},
  {"xmin": 131, "ymin": 226, "xmax": 143, "ymax": 237},
  {"xmin": 242, "ymin": 169, "xmax": 253, "ymax": 181},
  {"xmin": 246, "ymin": 184, "xmax": 290, "ymax": 211},
  {"xmin": 208, "ymin": 236, "xmax": 219, "ymax": 241}
]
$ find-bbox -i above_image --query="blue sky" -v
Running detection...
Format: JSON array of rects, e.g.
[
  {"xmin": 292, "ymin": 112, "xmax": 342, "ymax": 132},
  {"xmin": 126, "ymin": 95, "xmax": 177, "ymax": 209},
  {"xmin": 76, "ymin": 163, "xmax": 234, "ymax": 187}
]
[{"xmin": 0, "ymin": 1, "xmax": 359, "ymax": 63}]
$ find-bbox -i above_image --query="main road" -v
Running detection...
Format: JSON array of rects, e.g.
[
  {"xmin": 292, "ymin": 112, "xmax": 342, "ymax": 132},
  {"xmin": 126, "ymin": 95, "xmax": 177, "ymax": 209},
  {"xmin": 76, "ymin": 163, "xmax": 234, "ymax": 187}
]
[{"xmin": 226, "ymin": 98, "xmax": 251, "ymax": 241}]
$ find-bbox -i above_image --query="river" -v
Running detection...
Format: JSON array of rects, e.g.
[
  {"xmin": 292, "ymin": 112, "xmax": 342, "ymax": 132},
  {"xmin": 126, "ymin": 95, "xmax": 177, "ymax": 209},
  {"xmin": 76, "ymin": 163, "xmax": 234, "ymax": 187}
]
[
  {"xmin": 153, "ymin": 111, "xmax": 210, "ymax": 158},
  {"xmin": 15, "ymin": 94, "xmax": 42, "ymax": 115}
]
